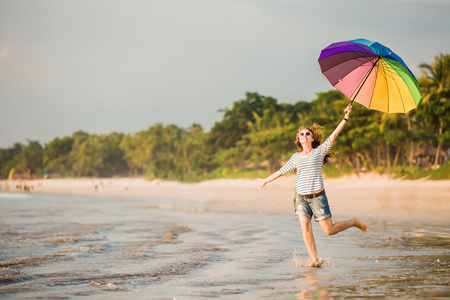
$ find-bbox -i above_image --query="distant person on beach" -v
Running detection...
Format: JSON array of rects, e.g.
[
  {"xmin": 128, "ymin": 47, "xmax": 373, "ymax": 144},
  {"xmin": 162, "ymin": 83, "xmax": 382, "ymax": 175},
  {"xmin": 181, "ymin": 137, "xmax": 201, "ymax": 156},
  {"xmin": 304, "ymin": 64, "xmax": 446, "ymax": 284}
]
[{"xmin": 256, "ymin": 104, "xmax": 367, "ymax": 267}]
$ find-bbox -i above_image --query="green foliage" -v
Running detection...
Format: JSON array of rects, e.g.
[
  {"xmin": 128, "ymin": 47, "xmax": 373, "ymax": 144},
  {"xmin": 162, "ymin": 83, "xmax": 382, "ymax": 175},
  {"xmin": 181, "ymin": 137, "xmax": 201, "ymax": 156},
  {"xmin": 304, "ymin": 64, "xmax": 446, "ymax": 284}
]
[
  {"xmin": 208, "ymin": 166, "xmax": 268, "ymax": 180},
  {"xmin": 390, "ymin": 160, "xmax": 450, "ymax": 180},
  {"xmin": 323, "ymin": 163, "xmax": 353, "ymax": 178},
  {"xmin": 15, "ymin": 140, "xmax": 44, "ymax": 174},
  {"xmin": 207, "ymin": 92, "xmax": 287, "ymax": 153},
  {"xmin": 416, "ymin": 53, "xmax": 450, "ymax": 168},
  {"xmin": 44, "ymin": 137, "xmax": 74, "ymax": 176},
  {"xmin": 1, "ymin": 54, "xmax": 448, "ymax": 181},
  {"xmin": 72, "ymin": 135, "xmax": 105, "ymax": 177},
  {"xmin": 0, "ymin": 143, "xmax": 24, "ymax": 178},
  {"xmin": 430, "ymin": 160, "xmax": 450, "ymax": 179},
  {"xmin": 100, "ymin": 132, "xmax": 128, "ymax": 177}
]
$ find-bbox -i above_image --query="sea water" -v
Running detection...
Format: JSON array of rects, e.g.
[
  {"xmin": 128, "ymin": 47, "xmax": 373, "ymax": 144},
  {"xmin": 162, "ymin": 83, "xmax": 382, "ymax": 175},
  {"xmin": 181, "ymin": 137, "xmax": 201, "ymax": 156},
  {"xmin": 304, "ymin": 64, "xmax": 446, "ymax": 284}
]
[{"xmin": 0, "ymin": 192, "xmax": 449, "ymax": 299}]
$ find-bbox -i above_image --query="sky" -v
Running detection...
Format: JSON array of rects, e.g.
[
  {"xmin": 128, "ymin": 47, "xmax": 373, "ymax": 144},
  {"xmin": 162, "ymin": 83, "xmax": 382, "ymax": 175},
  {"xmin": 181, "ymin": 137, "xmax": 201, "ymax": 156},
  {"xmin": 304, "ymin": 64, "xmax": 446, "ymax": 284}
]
[{"xmin": 1, "ymin": 0, "xmax": 449, "ymax": 148}]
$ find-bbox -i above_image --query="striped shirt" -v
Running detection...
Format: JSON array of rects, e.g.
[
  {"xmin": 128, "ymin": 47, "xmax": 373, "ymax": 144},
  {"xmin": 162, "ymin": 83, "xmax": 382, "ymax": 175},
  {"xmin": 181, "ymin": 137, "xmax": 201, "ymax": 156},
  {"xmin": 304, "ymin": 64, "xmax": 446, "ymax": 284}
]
[{"xmin": 279, "ymin": 136, "xmax": 333, "ymax": 195}]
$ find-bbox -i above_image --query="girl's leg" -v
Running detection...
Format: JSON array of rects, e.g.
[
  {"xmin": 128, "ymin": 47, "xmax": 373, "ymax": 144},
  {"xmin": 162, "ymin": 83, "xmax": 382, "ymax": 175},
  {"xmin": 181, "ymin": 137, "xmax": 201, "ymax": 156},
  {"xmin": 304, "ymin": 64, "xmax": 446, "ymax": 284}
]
[
  {"xmin": 298, "ymin": 215, "xmax": 319, "ymax": 263},
  {"xmin": 319, "ymin": 216, "xmax": 367, "ymax": 236}
]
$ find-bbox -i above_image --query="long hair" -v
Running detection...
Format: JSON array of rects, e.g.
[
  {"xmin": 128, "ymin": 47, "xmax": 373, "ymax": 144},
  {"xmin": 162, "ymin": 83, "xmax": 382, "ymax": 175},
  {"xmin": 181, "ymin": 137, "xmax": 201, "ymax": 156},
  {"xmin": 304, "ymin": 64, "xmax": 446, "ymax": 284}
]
[{"xmin": 294, "ymin": 123, "xmax": 335, "ymax": 165}]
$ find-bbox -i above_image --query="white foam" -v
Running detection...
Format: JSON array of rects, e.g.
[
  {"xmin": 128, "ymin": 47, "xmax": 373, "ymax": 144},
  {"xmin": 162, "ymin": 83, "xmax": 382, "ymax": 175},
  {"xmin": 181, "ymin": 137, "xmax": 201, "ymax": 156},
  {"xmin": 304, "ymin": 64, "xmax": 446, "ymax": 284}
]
[
  {"xmin": 0, "ymin": 192, "xmax": 32, "ymax": 200},
  {"xmin": 293, "ymin": 249, "xmax": 328, "ymax": 268}
]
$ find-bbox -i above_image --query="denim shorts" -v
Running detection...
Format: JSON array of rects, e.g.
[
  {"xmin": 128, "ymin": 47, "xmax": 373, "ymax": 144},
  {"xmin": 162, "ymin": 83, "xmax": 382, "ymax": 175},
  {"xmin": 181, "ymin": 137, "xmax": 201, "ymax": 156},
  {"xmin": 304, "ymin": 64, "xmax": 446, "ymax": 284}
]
[{"xmin": 294, "ymin": 193, "xmax": 332, "ymax": 222}]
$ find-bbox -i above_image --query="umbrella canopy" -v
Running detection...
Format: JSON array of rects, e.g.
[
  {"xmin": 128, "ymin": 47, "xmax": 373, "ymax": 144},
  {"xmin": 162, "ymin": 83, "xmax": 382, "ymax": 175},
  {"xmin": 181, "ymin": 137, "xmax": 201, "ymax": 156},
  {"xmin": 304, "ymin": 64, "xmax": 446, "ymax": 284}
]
[{"xmin": 318, "ymin": 38, "xmax": 421, "ymax": 113}]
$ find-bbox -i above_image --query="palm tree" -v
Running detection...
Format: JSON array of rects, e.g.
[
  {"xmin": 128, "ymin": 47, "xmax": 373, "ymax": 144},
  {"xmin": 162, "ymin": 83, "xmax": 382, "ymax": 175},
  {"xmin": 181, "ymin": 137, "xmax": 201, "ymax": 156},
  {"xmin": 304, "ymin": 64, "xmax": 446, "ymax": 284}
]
[{"xmin": 418, "ymin": 53, "xmax": 450, "ymax": 167}]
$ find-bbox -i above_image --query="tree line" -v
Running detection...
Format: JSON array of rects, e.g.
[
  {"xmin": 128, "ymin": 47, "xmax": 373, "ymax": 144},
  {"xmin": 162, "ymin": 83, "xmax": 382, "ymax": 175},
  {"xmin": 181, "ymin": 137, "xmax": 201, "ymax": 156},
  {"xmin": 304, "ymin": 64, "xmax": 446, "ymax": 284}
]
[{"xmin": 1, "ymin": 53, "xmax": 449, "ymax": 180}]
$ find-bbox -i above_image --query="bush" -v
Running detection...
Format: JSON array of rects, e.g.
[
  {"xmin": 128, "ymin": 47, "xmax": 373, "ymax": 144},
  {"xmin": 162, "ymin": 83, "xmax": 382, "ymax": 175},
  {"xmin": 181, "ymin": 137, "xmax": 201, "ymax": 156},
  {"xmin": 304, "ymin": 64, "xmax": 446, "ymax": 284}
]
[
  {"xmin": 209, "ymin": 167, "xmax": 267, "ymax": 180},
  {"xmin": 323, "ymin": 163, "xmax": 352, "ymax": 178},
  {"xmin": 430, "ymin": 160, "xmax": 450, "ymax": 180},
  {"xmin": 389, "ymin": 161, "xmax": 450, "ymax": 180}
]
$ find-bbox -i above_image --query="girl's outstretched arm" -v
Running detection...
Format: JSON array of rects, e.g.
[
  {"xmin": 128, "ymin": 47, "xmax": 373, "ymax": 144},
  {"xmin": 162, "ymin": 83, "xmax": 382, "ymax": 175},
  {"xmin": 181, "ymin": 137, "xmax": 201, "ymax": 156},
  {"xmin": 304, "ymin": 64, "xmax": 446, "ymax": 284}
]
[
  {"xmin": 257, "ymin": 170, "xmax": 282, "ymax": 190},
  {"xmin": 330, "ymin": 104, "xmax": 352, "ymax": 143}
]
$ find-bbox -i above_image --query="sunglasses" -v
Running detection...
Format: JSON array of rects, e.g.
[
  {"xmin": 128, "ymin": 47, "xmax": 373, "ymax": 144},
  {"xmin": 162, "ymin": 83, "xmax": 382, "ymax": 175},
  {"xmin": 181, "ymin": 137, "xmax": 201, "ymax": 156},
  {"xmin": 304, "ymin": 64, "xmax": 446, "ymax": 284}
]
[{"xmin": 299, "ymin": 132, "xmax": 312, "ymax": 136}]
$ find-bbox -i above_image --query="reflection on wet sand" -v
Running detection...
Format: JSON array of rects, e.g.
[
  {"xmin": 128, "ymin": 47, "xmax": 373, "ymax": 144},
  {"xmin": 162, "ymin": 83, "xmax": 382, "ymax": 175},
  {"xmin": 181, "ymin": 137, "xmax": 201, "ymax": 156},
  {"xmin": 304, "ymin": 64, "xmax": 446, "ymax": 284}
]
[{"xmin": 295, "ymin": 269, "xmax": 330, "ymax": 299}]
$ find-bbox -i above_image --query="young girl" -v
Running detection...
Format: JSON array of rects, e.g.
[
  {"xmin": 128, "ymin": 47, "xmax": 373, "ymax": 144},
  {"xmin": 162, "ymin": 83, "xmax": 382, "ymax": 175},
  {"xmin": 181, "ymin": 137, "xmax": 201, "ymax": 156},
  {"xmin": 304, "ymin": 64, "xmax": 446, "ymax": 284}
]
[{"xmin": 257, "ymin": 104, "xmax": 367, "ymax": 267}]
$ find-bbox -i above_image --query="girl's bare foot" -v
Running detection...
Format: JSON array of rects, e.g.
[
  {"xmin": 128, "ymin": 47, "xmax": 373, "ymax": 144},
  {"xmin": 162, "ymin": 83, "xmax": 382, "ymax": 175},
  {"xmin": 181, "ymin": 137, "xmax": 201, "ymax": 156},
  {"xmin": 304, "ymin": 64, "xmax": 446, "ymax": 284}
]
[
  {"xmin": 310, "ymin": 259, "xmax": 325, "ymax": 268},
  {"xmin": 352, "ymin": 217, "xmax": 367, "ymax": 233}
]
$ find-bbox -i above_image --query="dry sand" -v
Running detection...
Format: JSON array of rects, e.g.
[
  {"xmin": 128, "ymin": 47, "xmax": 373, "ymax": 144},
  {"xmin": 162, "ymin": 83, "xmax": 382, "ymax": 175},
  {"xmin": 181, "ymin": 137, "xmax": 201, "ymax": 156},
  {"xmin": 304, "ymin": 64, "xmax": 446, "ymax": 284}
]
[{"xmin": 2, "ymin": 174, "xmax": 449, "ymax": 223}]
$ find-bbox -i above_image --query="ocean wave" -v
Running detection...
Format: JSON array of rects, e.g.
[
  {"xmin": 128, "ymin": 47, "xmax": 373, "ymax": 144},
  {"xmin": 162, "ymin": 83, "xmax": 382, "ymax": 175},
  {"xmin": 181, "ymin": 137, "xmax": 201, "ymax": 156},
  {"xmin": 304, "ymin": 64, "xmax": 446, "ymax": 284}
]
[{"xmin": 0, "ymin": 193, "xmax": 32, "ymax": 200}]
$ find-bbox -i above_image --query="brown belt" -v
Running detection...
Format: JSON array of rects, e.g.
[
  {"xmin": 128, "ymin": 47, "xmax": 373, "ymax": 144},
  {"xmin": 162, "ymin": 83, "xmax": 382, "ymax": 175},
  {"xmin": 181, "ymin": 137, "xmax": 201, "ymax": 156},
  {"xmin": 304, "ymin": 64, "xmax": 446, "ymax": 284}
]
[{"xmin": 300, "ymin": 189, "xmax": 325, "ymax": 199}]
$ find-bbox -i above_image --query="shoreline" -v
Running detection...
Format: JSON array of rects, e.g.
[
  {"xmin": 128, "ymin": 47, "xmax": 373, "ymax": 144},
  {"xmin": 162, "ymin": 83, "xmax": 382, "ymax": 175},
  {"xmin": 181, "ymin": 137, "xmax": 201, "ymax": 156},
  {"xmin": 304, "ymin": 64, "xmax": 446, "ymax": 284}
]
[{"xmin": 1, "ymin": 173, "xmax": 449, "ymax": 223}]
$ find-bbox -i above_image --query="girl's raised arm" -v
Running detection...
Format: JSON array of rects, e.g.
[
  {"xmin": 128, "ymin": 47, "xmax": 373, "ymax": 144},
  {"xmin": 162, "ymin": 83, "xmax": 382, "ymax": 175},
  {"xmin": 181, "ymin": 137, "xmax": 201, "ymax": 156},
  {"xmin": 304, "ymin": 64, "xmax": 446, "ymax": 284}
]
[{"xmin": 330, "ymin": 104, "xmax": 352, "ymax": 143}]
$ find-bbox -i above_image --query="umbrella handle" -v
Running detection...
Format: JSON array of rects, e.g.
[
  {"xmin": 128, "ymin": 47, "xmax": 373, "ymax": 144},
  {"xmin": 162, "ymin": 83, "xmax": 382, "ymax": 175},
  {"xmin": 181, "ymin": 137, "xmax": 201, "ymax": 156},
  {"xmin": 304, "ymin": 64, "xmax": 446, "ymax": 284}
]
[{"xmin": 351, "ymin": 56, "xmax": 381, "ymax": 104}]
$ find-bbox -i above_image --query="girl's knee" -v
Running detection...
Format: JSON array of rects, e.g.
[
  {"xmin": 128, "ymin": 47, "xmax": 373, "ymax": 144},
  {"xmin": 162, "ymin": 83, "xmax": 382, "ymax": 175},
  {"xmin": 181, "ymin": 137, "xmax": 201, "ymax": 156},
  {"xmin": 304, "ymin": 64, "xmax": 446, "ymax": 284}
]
[
  {"xmin": 323, "ymin": 227, "xmax": 335, "ymax": 235},
  {"xmin": 301, "ymin": 224, "xmax": 313, "ymax": 234}
]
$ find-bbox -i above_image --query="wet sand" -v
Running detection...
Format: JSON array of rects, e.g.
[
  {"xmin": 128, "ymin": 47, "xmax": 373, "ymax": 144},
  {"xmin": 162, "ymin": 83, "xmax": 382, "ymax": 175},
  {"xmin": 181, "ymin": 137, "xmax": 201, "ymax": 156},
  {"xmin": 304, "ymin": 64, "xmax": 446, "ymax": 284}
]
[
  {"xmin": 1, "ymin": 175, "xmax": 449, "ymax": 298},
  {"xmin": 0, "ymin": 192, "xmax": 449, "ymax": 299}
]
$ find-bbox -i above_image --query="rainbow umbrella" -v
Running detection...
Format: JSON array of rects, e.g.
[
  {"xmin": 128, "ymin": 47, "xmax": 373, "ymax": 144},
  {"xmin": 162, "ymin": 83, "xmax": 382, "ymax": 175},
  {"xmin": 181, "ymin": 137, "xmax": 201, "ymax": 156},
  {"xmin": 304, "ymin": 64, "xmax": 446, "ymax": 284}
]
[{"xmin": 318, "ymin": 38, "xmax": 421, "ymax": 114}]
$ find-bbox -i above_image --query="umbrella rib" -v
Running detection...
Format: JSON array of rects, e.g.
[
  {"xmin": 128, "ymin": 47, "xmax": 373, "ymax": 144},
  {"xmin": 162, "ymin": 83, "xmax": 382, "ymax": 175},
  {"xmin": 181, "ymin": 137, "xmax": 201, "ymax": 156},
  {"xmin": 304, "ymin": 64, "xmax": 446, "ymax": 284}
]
[
  {"xmin": 325, "ymin": 42, "xmax": 375, "ymax": 58},
  {"xmin": 321, "ymin": 53, "xmax": 374, "ymax": 74},
  {"xmin": 319, "ymin": 39, "xmax": 421, "ymax": 114},
  {"xmin": 351, "ymin": 56, "xmax": 380, "ymax": 103},
  {"xmin": 354, "ymin": 43, "xmax": 380, "ymax": 64},
  {"xmin": 388, "ymin": 61, "xmax": 407, "ymax": 113},
  {"xmin": 384, "ymin": 61, "xmax": 390, "ymax": 112},
  {"xmin": 378, "ymin": 60, "xmax": 390, "ymax": 113},
  {"xmin": 336, "ymin": 43, "xmax": 378, "ymax": 85},
  {"xmin": 381, "ymin": 59, "xmax": 409, "ymax": 113},
  {"xmin": 320, "ymin": 42, "xmax": 377, "ymax": 74}
]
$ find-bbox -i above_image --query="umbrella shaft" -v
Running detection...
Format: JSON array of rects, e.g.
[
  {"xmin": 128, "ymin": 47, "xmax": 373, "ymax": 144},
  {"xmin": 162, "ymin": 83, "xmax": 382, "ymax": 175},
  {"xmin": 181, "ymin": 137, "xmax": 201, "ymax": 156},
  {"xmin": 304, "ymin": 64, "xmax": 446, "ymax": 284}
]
[{"xmin": 351, "ymin": 56, "xmax": 380, "ymax": 104}]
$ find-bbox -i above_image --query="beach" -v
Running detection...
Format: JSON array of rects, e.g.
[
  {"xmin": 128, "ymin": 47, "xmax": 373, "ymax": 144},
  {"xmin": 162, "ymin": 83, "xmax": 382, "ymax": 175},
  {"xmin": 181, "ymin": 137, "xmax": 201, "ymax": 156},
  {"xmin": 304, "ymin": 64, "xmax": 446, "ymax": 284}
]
[
  {"xmin": 1, "ymin": 174, "xmax": 449, "ymax": 299},
  {"xmin": 2, "ymin": 173, "xmax": 449, "ymax": 223}
]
